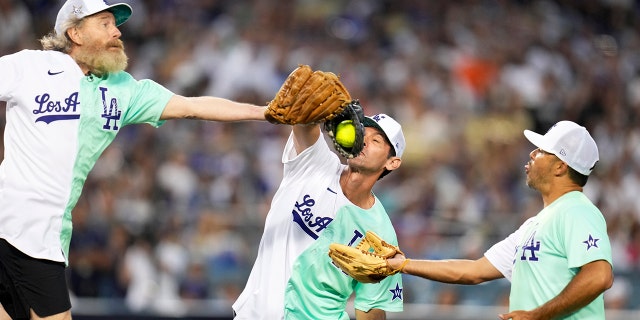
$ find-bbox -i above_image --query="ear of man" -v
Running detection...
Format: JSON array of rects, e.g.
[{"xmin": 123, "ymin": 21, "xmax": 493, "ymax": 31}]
[
  {"xmin": 66, "ymin": 27, "xmax": 83, "ymax": 45},
  {"xmin": 385, "ymin": 157, "xmax": 401, "ymax": 172}
]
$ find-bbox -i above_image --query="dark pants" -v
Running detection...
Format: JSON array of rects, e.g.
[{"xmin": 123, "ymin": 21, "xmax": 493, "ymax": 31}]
[{"xmin": 0, "ymin": 238, "xmax": 71, "ymax": 319}]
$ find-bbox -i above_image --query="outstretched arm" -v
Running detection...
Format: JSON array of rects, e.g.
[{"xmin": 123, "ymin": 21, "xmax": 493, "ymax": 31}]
[
  {"xmin": 499, "ymin": 259, "xmax": 613, "ymax": 320},
  {"xmin": 292, "ymin": 124, "xmax": 321, "ymax": 154},
  {"xmin": 388, "ymin": 255, "xmax": 504, "ymax": 285},
  {"xmin": 160, "ymin": 95, "xmax": 267, "ymax": 121}
]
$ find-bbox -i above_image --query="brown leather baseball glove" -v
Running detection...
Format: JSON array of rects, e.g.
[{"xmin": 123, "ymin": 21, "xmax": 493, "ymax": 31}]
[
  {"xmin": 265, "ymin": 65, "xmax": 352, "ymax": 125},
  {"xmin": 328, "ymin": 231, "xmax": 407, "ymax": 283}
]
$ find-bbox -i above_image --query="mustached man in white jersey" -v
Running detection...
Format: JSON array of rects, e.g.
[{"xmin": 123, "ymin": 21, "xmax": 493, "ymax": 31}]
[
  {"xmin": 232, "ymin": 113, "xmax": 406, "ymax": 319},
  {"xmin": 382, "ymin": 121, "xmax": 613, "ymax": 320},
  {"xmin": 0, "ymin": 1, "xmax": 269, "ymax": 319}
]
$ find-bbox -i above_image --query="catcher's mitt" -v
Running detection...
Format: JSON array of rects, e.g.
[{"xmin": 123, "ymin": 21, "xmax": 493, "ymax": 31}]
[
  {"xmin": 328, "ymin": 231, "xmax": 408, "ymax": 283},
  {"xmin": 265, "ymin": 64, "xmax": 352, "ymax": 125},
  {"xmin": 324, "ymin": 100, "xmax": 365, "ymax": 159}
]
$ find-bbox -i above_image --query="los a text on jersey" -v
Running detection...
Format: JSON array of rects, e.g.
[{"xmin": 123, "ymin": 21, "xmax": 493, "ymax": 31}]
[{"xmin": 292, "ymin": 194, "xmax": 333, "ymax": 240}]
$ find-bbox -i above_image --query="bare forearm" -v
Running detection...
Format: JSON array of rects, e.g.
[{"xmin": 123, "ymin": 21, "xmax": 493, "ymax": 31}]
[
  {"xmin": 530, "ymin": 261, "xmax": 612, "ymax": 318},
  {"xmin": 392, "ymin": 256, "xmax": 503, "ymax": 285},
  {"xmin": 532, "ymin": 290, "xmax": 598, "ymax": 320},
  {"xmin": 161, "ymin": 95, "xmax": 267, "ymax": 121},
  {"xmin": 499, "ymin": 260, "xmax": 613, "ymax": 320},
  {"xmin": 292, "ymin": 124, "xmax": 321, "ymax": 154},
  {"xmin": 402, "ymin": 259, "xmax": 482, "ymax": 284}
]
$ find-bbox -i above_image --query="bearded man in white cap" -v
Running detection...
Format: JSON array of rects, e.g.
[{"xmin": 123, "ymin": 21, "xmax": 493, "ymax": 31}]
[
  {"xmin": 378, "ymin": 120, "xmax": 613, "ymax": 319},
  {"xmin": 0, "ymin": 1, "xmax": 268, "ymax": 319}
]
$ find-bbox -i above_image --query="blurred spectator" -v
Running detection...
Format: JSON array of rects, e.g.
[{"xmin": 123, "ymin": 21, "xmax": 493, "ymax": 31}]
[
  {"xmin": 604, "ymin": 276, "xmax": 631, "ymax": 310},
  {"xmin": 153, "ymin": 219, "xmax": 190, "ymax": 315},
  {"xmin": 179, "ymin": 262, "xmax": 210, "ymax": 300},
  {"xmin": 156, "ymin": 149, "xmax": 198, "ymax": 213},
  {"xmin": 2, "ymin": 0, "xmax": 640, "ymax": 313},
  {"xmin": 122, "ymin": 232, "xmax": 158, "ymax": 313},
  {"xmin": 184, "ymin": 208, "xmax": 251, "ymax": 301},
  {"xmin": 68, "ymin": 197, "xmax": 114, "ymax": 297},
  {"xmin": 0, "ymin": 0, "xmax": 34, "ymax": 54}
]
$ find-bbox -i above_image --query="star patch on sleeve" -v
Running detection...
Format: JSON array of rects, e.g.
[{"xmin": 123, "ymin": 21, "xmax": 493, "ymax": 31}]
[
  {"xmin": 389, "ymin": 283, "xmax": 403, "ymax": 301},
  {"xmin": 582, "ymin": 234, "xmax": 599, "ymax": 251}
]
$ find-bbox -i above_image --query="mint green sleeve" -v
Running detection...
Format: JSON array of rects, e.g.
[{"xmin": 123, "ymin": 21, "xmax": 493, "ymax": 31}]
[
  {"xmin": 122, "ymin": 78, "xmax": 174, "ymax": 127},
  {"xmin": 563, "ymin": 206, "xmax": 612, "ymax": 269},
  {"xmin": 354, "ymin": 273, "xmax": 404, "ymax": 313}
]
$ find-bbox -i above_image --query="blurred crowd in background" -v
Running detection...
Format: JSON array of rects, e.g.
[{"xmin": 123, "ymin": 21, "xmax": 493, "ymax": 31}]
[{"xmin": 2, "ymin": 0, "xmax": 640, "ymax": 316}]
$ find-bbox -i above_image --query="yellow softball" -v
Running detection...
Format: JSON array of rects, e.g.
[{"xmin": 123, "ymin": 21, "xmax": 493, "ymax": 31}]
[{"xmin": 335, "ymin": 120, "xmax": 356, "ymax": 148}]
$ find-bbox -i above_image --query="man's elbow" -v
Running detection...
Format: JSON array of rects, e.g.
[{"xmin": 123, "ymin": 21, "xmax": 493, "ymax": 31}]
[
  {"xmin": 464, "ymin": 276, "xmax": 492, "ymax": 285},
  {"xmin": 594, "ymin": 263, "xmax": 614, "ymax": 293},
  {"xmin": 603, "ymin": 270, "xmax": 614, "ymax": 291},
  {"xmin": 456, "ymin": 271, "xmax": 492, "ymax": 285},
  {"xmin": 161, "ymin": 95, "xmax": 198, "ymax": 120}
]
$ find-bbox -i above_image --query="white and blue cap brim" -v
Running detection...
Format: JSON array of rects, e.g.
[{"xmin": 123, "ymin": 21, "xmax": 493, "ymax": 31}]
[
  {"xmin": 55, "ymin": 0, "xmax": 132, "ymax": 35},
  {"xmin": 363, "ymin": 114, "xmax": 406, "ymax": 158}
]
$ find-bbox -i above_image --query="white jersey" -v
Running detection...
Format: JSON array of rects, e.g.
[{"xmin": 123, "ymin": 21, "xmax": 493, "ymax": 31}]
[
  {"xmin": 484, "ymin": 217, "xmax": 533, "ymax": 281},
  {"xmin": 0, "ymin": 50, "xmax": 172, "ymax": 263},
  {"xmin": 233, "ymin": 133, "xmax": 349, "ymax": 319}
]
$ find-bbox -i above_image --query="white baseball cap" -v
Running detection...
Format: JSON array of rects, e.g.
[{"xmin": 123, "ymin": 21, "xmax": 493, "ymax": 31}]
[
  {"xmin": 55, "ymin": 0, "xmax": 132, "ymax": 35},
  {"xmin": 363, "ymin": 114, "xmax": 406, "ymax": 158},
  {"xmin": 524, "ymin": 120, "xmax": 599, "ymax": 176}
]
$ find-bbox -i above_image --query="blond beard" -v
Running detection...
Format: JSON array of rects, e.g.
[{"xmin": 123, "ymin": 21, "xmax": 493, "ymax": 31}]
[{"xmin": 74, "ymin": 39, "xmax": 128, "ymax": 77}]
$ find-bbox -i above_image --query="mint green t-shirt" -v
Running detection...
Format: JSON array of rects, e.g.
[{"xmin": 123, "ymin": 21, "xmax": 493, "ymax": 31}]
[
  {"xmin": 510, "ymin": 191, "xmax": 612, "ymax": 319},
  {"xmin": 284, "ymin": 200, "xmax": 404, "ymax": 319},
  {"xmin": 62, "ymin": 71, "xmax": 172, "ymax": 261}
]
